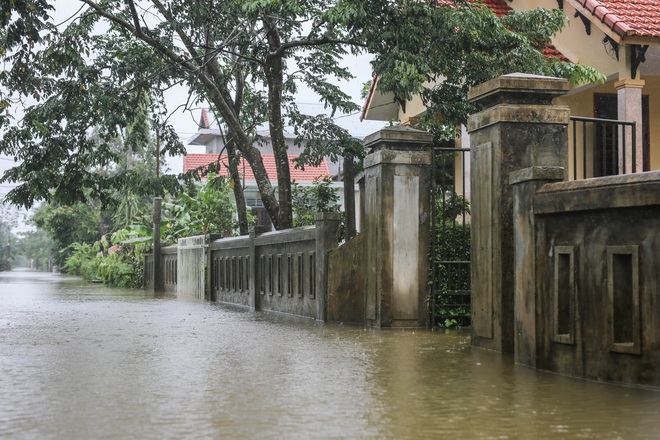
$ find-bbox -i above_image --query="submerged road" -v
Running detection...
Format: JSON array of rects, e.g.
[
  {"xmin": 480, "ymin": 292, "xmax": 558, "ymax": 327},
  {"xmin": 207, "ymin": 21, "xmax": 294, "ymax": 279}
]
[{"xmin": 1, "ymin": 270, "xmax": 659, "ymax": 439}]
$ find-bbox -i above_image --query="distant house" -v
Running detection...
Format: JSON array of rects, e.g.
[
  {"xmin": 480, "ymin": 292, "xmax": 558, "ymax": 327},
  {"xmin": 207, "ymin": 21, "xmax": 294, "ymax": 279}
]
[
  {"xmin": 183, "ymin": 152, "xmax": 333, "ymax": 229},
  {"xmin": 362, "ymin": 0, "xmax": 660, "ymax": 180},
  {"xmin": 188, "ymin": 109, "xmax": 344, "ymax": 176},
  {"xmin": 183, "ymin": 110, "xmax": 345, "ymax": 230}
]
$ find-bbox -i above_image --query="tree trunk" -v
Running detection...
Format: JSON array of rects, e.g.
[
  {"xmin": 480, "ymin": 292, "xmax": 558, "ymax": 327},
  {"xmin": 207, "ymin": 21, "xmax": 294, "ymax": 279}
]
[
  {"xmin": 264, "ymin": 18, "xmax": 293, "ymax": 230},
  {"xmin": 152, "ymin": 197, "xmax": 163, "ymax": 293},
  {"xmin": 225, "ymin": 136, "xmax": 249, "ymax": 235},
  {"xmin": 208, "ymin": 94, "xmax": 282, "ymax": 230},
  {"xmin": 343, "ymin": 154, "xmax": 356, "ymax": 239}
]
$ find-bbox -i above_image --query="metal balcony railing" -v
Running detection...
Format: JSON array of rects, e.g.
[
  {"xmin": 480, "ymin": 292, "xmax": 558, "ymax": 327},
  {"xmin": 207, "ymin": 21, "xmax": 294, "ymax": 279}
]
[{"xmin": 570, "ymin": 116, "xmax": 637, "ymax": 180}]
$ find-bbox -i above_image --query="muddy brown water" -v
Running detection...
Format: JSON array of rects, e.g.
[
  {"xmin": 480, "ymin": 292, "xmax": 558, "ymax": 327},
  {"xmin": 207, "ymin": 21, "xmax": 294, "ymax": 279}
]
[{"xmin": 1, "ymin": 270, "xmax": 659, "ymax": 439}]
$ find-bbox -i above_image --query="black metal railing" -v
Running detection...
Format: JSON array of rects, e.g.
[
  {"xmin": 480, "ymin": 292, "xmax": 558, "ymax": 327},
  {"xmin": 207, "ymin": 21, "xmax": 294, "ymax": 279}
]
[
  {"xmin": 570, "ymin": 116, "xmax": 637, "ymax": 180},
  {"xmin": 430, "ymin": 147, "xmax": 471, "ymax": 329}
]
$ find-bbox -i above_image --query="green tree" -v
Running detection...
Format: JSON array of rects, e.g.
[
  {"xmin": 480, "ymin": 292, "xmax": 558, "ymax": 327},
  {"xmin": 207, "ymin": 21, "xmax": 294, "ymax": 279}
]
[
  {"xmin": 120, "ymin": 173, "xmax": 240, "ymax": 247},
  {"xmin": 0, "ymin": 219, "xmax": 12, "ymax": 270},
  {"xmin": 291, "ymin": 175, "xmax": 341, "ymax": 227},
  {"xmin": 366, "ymin": 2, "xmax": 604, "ymax": 131},
  {"xmin": 32, "ymin": 202, "xmax": 100, "ymax": 269},
  {"xmin": 0, "ymin": 0, "xmax": 363, "ymax": 231},
  {"xmin": 0, "ymin": 0, "xmax": 602, "ymax": 232},
  {"xmin": 166, "ymin": 174, "xmax": 238, "ymax": 238},
  {"xmin": 12, "ymin": 229, "xmax": 53, "ymax": 270}
]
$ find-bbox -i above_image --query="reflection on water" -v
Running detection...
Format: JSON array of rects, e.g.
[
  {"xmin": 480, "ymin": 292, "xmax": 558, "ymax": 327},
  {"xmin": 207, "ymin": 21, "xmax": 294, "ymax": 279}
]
[{"xmin": 1, "ymin": 270, "xmax": 658, "ymax": 439}]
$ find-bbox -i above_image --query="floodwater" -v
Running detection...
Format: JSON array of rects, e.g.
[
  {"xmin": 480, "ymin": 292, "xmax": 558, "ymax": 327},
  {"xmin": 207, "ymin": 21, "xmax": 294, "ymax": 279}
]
[{"xmin": 1, "ymin": 270, "xmax": 659, "ymax": 440}]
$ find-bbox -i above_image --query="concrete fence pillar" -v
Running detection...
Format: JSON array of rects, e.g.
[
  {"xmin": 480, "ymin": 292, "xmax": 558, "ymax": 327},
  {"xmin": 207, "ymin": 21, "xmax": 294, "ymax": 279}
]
[
  {"xmin": 510, "ymin": 167, "xmax": 564, "ymax": 366},
  {"xmin": 315, "ymin": 212, "xmax": 341, "ymax": 321},
  {"xmin": 362, "ymin": 126, "xmax": 433, "ymax": 328},
  {"xmin": 248, "ymin": 225, "xmax": 269, "ymax": 310},
  {"xmin": 467, "ymin": 73, "xmax": 570, "ymax": 353},
  {"xmin": 205, "ymin": 233, "xmax": 223, "ymax": 301}
]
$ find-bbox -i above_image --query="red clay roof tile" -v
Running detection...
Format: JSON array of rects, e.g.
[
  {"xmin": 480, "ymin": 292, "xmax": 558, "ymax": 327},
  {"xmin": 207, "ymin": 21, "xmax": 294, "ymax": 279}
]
[
  {"xmin": 183, "ymin": 154, "xmax": 331, "ymax": 183},
  {"xmin": 573, "ymin": 0, "xmax": 660, "ymax": 39},
  {"xmin": 199, "ymin": 109, "xmax": 211, "ymax": 129}
]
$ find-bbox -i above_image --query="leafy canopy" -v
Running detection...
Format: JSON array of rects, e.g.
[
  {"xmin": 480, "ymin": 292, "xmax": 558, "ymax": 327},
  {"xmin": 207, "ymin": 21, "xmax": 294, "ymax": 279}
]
[
  {"xmin": 364, "ymin": 1, "xmax": 604, "ymax": 128},
  {"xmin": 1, "ymin": 0, "xmax": 603, "ymax": 227}
]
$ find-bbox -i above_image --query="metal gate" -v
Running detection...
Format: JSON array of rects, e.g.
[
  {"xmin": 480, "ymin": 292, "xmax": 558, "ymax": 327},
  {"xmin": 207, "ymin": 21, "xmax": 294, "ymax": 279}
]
[
  {"xmin": 430, "ymin": 146, "xmax": 471, "ymax": 328},
  {"xmin": 177, "ymin": 235, "xmax": 207, "ymax": 300}
]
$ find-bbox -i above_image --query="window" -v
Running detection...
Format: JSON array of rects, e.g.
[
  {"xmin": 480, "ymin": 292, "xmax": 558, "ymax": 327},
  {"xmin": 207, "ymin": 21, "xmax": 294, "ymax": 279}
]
[
  {"xmin": 554, "ymin": 247, "xmax": 576, "ymax": 345},
  {"xmin": 607, "ymin": 246, "xmax": 640, "ymax": 354}
]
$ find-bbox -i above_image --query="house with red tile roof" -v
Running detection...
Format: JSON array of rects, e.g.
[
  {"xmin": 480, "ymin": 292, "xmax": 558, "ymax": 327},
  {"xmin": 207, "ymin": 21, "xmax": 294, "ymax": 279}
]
[
  {"xmin": 187, "ymin": 109, "xmax": 343, "ymax": 176},
  {"xmin": 183, "ymin": 153, "xmax": 332, "ymax": 184},
  {"xmin": 362, "ymin": 0, "xmax": 660, "ymax": 179},
  {"xmin": 184, "ymin": 110, "xmax": 351, "ymax": 230}
]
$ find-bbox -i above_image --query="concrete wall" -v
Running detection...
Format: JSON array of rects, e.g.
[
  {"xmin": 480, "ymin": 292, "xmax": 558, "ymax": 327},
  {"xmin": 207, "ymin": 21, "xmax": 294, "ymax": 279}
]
[
  {"xmin": 251, "ymin": 227, "xmax": 318, "ymax": 317},
  {"xmin": 470, "ymin": 73, "xmax": 660, "ymax": 387},
  {"xmin": 149, "ymin": 125, "xmax": 436, "ymax": 327},
  {"xmin": 212, "ymin": 135, "xmax": 434, "ymax": 326},
  {"xmin": 144, "ymin": 245, "xmax": 177, "ymax": 295},
  {"xmin": 326, "ymin": 233, "xmax": 366, "ymax": 324},
  {"xmin": 147, "ymin": 215, "xmax": 341, "ymax": 321},
  {"xmin": 208, "ymin": 215, "xmax": 341, "ymax": 320},
  {"xmin": 528, "ymin": 173, "xmax": 660, "ymax": 387},
  {"xmin": 210, "ymin": 235, "xmax": 253, "ymax": 307}
]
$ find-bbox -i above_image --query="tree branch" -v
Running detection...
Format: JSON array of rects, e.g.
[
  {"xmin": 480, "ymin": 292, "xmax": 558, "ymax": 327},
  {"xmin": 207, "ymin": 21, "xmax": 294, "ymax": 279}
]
[
  {"xmin": 80, "ymin": 0, "xmax": 197, "ymax": 74},
  {"xmin": 125, "ymin": 0, "xmax": 142, "ymax": 36},
  {"xmin": 274, "ymin": 37, "xmax": 367, "ymax": 58}
]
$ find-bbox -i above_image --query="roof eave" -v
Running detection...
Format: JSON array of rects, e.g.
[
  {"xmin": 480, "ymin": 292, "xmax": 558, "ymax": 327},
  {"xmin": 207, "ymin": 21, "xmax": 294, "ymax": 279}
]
[
  {"xmin": 360, "ymin": 76, "xmax": 379, "ymax": 121},
  {"xmin": 360, "ymin": 80, "xmax": 400, "ymax": 122},
  {"xmin": 619, "ymin": 33, "xmax": 660, "ymax": 46},
  {"xmin": 567, "ymin": 0, "xmax": 660, "ymax": 46},
  {"xmin": 187, "ymin": 128, "xmax": 222, "ymax": 146}
]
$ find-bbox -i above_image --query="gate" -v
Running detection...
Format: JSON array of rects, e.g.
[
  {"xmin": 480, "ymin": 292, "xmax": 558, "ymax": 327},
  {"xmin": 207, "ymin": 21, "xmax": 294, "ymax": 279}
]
[
  {"xmin": 177, "ymin": 235, "xmax": 207, "ymax": 300},
  {"xmin": 430, "ymin": 146, "xmax": 471, "ymax": 328}
]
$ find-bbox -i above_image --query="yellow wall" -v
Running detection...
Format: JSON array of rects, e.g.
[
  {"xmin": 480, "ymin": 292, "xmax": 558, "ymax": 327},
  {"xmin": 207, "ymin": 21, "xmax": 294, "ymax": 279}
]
[
  {"xmin": 397, "ymin": 88, "xmax": 429, "ymax": 123},
  {"xmin": 557, "ymin": 76, "xmax": 660, "ymax": 176},
  {"xmin": 644, "ymin": 77, "xmax": 660, "ymax": 170},
  {"xmin": 511, "ymin": 0, "xmax": 623, "ymax": 78}
]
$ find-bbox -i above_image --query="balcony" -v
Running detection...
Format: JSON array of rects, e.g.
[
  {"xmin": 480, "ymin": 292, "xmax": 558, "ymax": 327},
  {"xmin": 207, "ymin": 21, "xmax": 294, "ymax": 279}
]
[{"xmin": 569, "ymin": 116, "xmax": 646, "ymax": 180}]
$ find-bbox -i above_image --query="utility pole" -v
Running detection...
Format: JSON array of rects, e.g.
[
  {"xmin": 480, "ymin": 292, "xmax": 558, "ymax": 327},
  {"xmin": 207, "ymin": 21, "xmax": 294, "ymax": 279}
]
[
  {"xmin": 152, "ymin": 126, "xmax": 163, "ymax": 292},
  {"xmin": 155, "ymin": 126, "xmax": 160, "ymax": 179},
  {"xmin": 153, "ymin": 197, "xmax": 163, "ymax": 292}
]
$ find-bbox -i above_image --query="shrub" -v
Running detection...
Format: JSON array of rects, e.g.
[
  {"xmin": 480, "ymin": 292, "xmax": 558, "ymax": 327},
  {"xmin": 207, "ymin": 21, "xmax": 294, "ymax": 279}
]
[{"xmin": 62, "ymin": 242, "xmax": 101, "ymax": 279}]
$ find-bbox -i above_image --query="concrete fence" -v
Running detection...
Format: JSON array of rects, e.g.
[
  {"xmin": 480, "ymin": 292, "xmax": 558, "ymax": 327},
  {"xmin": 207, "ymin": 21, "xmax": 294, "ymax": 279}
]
[
  {"xmin": 145, "ymin": 213, "xmax": 341, "ymax": 321},
  {"xmin": 513, "ymin": 171, "xmax": 660, "ymax": 387},
  {"xmin": 144, "ymin": 245, "xmax": 177, "ymax": 295},
  {"xmin": 144, "ymin": 73, "xmax": 658, "ymax": 386},
  {"xmin": 209, "ymin": 212, "xmax": 340, "ymax": 319},
  {"xmin": 469, "ymin": 73, "xmax": 659, "ymax": 388},
  {"xmin": 145, "ymin": 125, "xmax": 434, "ymax": 328}
]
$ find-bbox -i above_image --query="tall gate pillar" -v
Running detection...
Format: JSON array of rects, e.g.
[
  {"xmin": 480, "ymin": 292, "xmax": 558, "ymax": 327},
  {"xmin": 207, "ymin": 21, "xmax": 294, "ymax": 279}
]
[
  {"xmin": 362, "ymin": 126, "xmax": 433, "ymax": 328},
  {"xmin": 467, "ymin": 74, "xmax": 570, "ymax": 353}
]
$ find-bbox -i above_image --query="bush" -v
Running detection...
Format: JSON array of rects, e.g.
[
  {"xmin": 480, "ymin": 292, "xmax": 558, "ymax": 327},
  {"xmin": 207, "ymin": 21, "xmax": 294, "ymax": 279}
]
[
  {"xmin": 62, "ymin": 242, "xmax": 101, "ymax": 279},
  {"xmin": 97, "ymin": 251, "xmax": 141, "ymax": 288},
  {"xmin": 62, "ymin": 232, "xmax": 145, "ymax": 288},
  {"xmin": 291, "ymin": 176, "xmax": 341, "ymax": 227}
]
